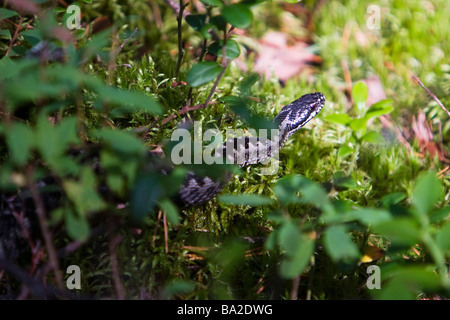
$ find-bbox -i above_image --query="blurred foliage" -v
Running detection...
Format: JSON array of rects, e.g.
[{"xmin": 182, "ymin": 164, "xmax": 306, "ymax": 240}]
[{"xmin": 0, "ymin": 0, "xmax": 449, "ymax": 300}]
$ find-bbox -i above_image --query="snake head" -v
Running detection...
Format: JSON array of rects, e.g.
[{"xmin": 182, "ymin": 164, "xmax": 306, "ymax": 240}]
[{"xmin": 274, "ymin": 92, "xmax": 325, "ymax": 144}]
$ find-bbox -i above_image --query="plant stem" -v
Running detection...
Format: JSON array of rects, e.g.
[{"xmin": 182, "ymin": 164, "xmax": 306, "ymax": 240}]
[
  {"xmin": 175, "ymin": 0, "xmax": 185, "ymax": 80},
  {"xmin": 26, "ymin": 166, "xmax": 64, "ymax": 289}
]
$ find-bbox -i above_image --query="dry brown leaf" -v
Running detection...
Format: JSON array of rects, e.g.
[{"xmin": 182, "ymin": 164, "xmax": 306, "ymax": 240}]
[
  {"xmin": 412, "ymin": 111, "xmax": 449, "ymax": 163},
  {"xmin": 252, "ymin": 31, "xmax": 321, "ymax": 82}
]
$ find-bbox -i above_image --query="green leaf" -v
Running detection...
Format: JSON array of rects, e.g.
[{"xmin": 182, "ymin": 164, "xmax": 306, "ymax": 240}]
[
  {"xmin": 6, "ymin": 123, "xmax": 35, "ymax": 165},
  {"xmin": 207, "ymin": 39, "xmax": 241, "ymax": 59},
  {"xmin": 0, "ymin": 8, "xmax": 18, "ymax": 20},
  {"xmin": 0, "ymin": 29, "xmax": 11, "ymax": 40},
  {"xmin": 163, "ymin": 280, "xmax": 196, "ymax": 299},
  {"xmin": 373, "ymin": 219, "xmax": 421, "ymax": 246},
  {"xmin": 429, "ymin": 206, "xmax": 450, "ymax": 223},
  {"xmin": 185, "ymin": 14, "xmax": 207, "ymax": 31},
  {"xmin": 63, "ymin": 167, "xmax": 106, "ymax": 217},
  {"xmin": 364, "ymin": 99, "xmax": 394, "ymax": 119},
  {"xmin": 186, "ymin": 62, "xmax": 222, "ymax": 87},
  {"xmin": 36, "ymin": 117, "xmax": 80, "ymax": 175},
  {"xmin": 96, "ymin": 86, "xmax": 162, "ymax": 115},
  {"xmin": 344, "ymin": 208, "xmax": 392, "ymax": 226},
  {"xmin": 279, "ymin": 225, "xmax": 314, "ymax": 279},
  {"xmin": 20, "ymin": 29, "xmax": 41, "ymax": 46},
  {"xmin": 199, "ymin": 0, "xmax": 222, "ymax": 6},
  {"xmin": 376, "ymin": 266, "xmax": 442, "ymax": 300},
  {"xmin": 95, "ymin": 129, "xmax": 146, "ymax": 155},
  {"xmin": 348, "ymin": 117, "xmax": 368, "ymax": 132},
  {"xmin": 210, "ymin": 15, "xmax": 227, "ymax": 30},
  {"xmin": 223, "ymin": 4, "xmax": 253, "ymax": 29},
  {"xmin": 64, "ymin": 208, "xmax": 90, "ymax": 242},
  {"xmin": 351, "ymin": 81, "xmax": 368, "ymax": 114},
  {"xmin": 323, "ymin": 225, "xmax": 360, "ymax": 263},
  {"xmin": 338, "ymin": 145, "xmax": 354, "ymax": 158},
  {"xmin": 279, "ymin": 222, "xmax": 302, "ymax": 256},
  {"xmin": 159, "ymin": 199, "xmax": 180, "ymax": 225},
  {"xmin": 412, "ymin": 171, "xmax": 442, "ymax": 216},
  {"xmin": 435, "ymin": 221, "xmax": 450, "ymax": 254},
  {"xmin": 323, "ymin": 113, "xmax": 353, "ymax": 125},
  {"xmin": 380, "ymin": 192, "xmax": 406, "ymax": 207},
  {"xmin": 361, "ymin": 131, "xmax": 385, "ymax": 144},
  {"xmin": 130, "ymin": 172, "xmax": 161, "ymax": 221},
  {"xmin": 219, "ymin": 194, "xmax": 274, "ymax": 206}
]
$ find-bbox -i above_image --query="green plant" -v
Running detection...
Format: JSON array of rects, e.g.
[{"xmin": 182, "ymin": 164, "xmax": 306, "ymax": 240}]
[{"xmin": 324, "ymin": 81, "xmax": 394, "ymax": 159}]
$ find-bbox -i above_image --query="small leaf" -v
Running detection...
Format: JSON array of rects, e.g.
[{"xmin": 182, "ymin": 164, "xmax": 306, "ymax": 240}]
[
  {"xmin": 0, "ymin": 29, "xmax": 11, "ymax": 40},
  {"xmin": 429, "ymin": 206, "xmax": 450, "ymax": 223},
  {"xmin": 186, "ymin": 62, "xmax": 222, "ymax": 87},
  {"xmin": 163, "ymin": 280, "xmax": 196, "ymax": 299},
  {"xmin": 323, "ymin": 113, "xmax": 353, "ymax": 125},
  {"xmin": 0, "ymin": 8, "xmax": 18, "ymax": 20},
  {"xmin": 207, "ymin": 39, "xmax": 241, "ymax": 59},
  {"xmin": 323, "ymin": 225, "xmax": 360, "ymax": 263},
  {"xmin": 6, "ymin": 123, "xmax": 35, "ymax": 165},
  {"xmin": 199, "ymin": 0, "xmax": 222, "ymax": 6},
  {"xmin": 348, "ymin": 117, "xmax": 368, "ymax": 132},
  {"xmin": 63, "ymin": 168, "xmax": 106, "ymax": 217},
  {"xmin": 435, "ymin": 222, "xmax": 450, "ymax": 254},
  {"xmin": 412, "ymin": 171, "xmax": 442, "ymax": 216},
  {"xmin": 130, "ymin": 172, "xmax": 161, "ymax": 220},
  {"xmin": 95, "ymin": 129, "xmax": 146, "ymax": 155},
  {"xmin": 345, "ymin": 208, "xmax": 392, "ymax": 226},
  {"xmin": 279, "ymin": 227, "xmax": 314, "ymax": 279},
  {"xmin": 159, "ymin": 199, "xmax": 180, "ymax": 225},
  {"xmin": 279, "ymin": 222, "xmax": 301, "ymax": 256},
  {"xmin": 364, "ymin": 99, "xmax": 394, "ymax": 119},
  {"xmin": 219, "ymin": 194, "xmax": 274, "ymax": 206},
  {"xmin": 65, "ymin": 208, "xmax": 90, "ymax": 242},
  {"xmin": 338, "ymin": 145, "xmax": 354, "ymax": 158},
  {"xmin": 210, "ymin": 15, "xmax": 227, "ymax": 30},
  {"xmin": 380, "ymin": 192, "xmax": 406, "ymax": 207},
  {"xmin": 96, "ymin": 86, "xmax": 162, "ymax": 115},
  {"xmin": 185, "ymin": 14, "xmax": 207, "ymax": 31},
  {"xmin": 361, "ymin": 131, "xmax": 385, "ymax": 144},
  {"xmin": 373, "ymin": 219, "xmax": 421, "ymax": 246},
  {"xmin": 352, "ymin": 81, "xmax": 368, "ymax": 114},
  {"xmin": 223, "ymin": 4, "xmax": 253, "ymax": 29}
]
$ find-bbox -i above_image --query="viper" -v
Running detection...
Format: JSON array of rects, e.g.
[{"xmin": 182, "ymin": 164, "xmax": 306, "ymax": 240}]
[
  {"xmin": 0, "ymin": 92, "xmax": 325, "ymax": 261},
  {"xmin": 177, "ymin": 92, "xmax": 325, "ymax": 206}
]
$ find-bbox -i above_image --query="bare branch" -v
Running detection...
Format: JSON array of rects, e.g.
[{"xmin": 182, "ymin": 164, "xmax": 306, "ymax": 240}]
[
  {"xmin": 412, "ymin": 74, "xmax": 450, "ymax": 117},
  {"xmin": 25, "ymin": 166, "xmax": 64, "ymax": 289}
]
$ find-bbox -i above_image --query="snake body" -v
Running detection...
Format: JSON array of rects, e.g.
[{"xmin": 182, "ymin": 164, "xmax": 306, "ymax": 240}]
[
  {"xmin": 177, "ymin": 92, "xmax": 326, "ymax": 206},
  {"xmin": 0, "ymin": 92, "xmax": 325, "ymax": 261}
]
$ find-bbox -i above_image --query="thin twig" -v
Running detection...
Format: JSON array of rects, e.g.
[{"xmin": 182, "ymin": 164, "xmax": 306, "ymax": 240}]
[
  {"xmin": 0, "ymin": 258, "xmax": 78, "ymax": 299},
  {"xmin": 163, "ymin": 213, "xmax": 169, "ymax": 254},
  {"xmin": 25, "ymin": 166, "xmax": 64, "ymax": 289},
  {"xmin": 290, "ymin": 276, "xmax": 301, "ymax": 300},
  {"xmin": 202, "ymin": 27, "xmax": 234, "ymax": 108},
  {"xmin": 163, "ymin": 0, "xmax": 190, "ymax": 18},
  {"xmin": 143, "ymin": 100, "xmax": 218, "ymax": 134},
  {"xmin": 412, "ymin": 74, "xmax": 450, "ymax": 117},
  {"xmin": 5, "ymin": 16, "xmax": 24, "ymax": 57},
  {"xmin": 175, "ymin": 0, "xmax": 185, "ymax": 80},
  {"xmin": 114, "ymin": 27, "xmax": 138, "ymax": 55},
  {"xmin": 152, "ymin": 210, "xmax": 163, "ymax": 244},
  {"xmin": 109, "ymin": 232, "xmax": 125, "ymax": 299}
]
